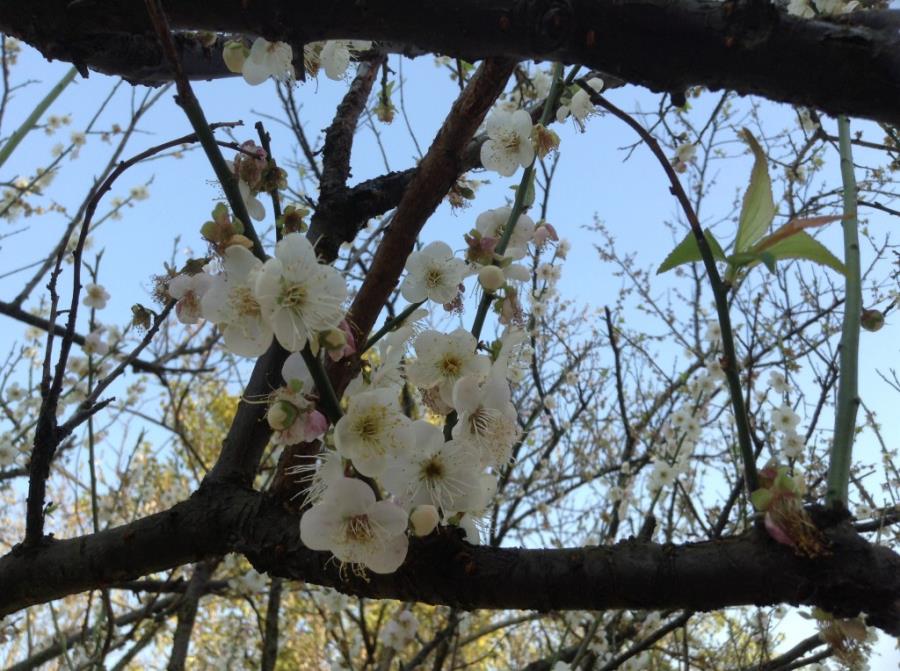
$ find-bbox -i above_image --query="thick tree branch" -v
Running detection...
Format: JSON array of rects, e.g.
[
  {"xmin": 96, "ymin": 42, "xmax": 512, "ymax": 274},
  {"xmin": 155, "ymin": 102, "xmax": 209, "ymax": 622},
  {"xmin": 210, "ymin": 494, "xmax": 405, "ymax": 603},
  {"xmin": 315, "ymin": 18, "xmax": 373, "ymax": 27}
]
[
  {"xmin": 3, "ymin": 1, "xmax": 900, "ymax": 125},
  {"xmin": 1, "ymin": 483, "xmax": 899, "ymax": 636}
]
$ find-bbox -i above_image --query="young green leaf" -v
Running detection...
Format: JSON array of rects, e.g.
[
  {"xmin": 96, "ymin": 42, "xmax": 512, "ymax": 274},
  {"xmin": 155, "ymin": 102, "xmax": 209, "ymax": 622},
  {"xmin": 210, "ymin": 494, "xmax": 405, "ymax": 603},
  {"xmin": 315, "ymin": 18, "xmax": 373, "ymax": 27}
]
[
  {"xmin": 657, "ymin": 228, "xmax": 726, "ymax": 274},
  {"xmin": 760, "ymin": 231, "xmax": 846, "ymax": 275},
  {"xmin": 734, "ymin": 129, "xmax": 776, "ymax": 253},
  {"xmin": 753, "ymin": 215, "xmax": 842, "ymax": 253}
]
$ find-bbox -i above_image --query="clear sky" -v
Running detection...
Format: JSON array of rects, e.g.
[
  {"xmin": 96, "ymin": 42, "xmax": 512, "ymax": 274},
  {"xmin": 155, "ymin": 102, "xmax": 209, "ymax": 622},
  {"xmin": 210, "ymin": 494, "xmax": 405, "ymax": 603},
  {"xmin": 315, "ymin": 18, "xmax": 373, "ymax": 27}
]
[{"xmin": 2, "ymin": 39, "xmax": 898, "ymax": 665}]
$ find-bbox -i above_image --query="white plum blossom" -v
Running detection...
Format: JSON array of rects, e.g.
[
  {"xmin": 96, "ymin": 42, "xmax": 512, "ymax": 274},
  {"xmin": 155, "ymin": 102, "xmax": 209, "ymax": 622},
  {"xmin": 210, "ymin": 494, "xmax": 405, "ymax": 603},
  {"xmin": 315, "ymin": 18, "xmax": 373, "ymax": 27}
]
[
  {"xmin": 267, "ymin": 386, "xmax": 328, "ymax": 446},
  {"xmin": 475, "ymin": 207, "xmax": 535, "ymax": 260},
  {"xmin": 83, "ymin": 327, "xmax": 109, "ymax": 356},
  {"xmin": 82, "ymin": 283, "xmax": 110, "ymax": 310},
  {"xmin": 771, "ymin": 403, "xmax": 801, "ymax": 434},
  {"xmin": 406, "ymin": 329, "xmax": 491, "ymax": 407},
  {"xmin": 556, "ymin": 77, "xmax": 604, "ymax": 124},
  {"xmin": 480, "ymin": 109, "xmax": 535, "ymax": 177},
  {"xmin": 334, "ymin": 388, "xmax": 413, "ymax": 477},
  {"xmin": 299, "ymin": 476, "xmax": 409, "ymax": 574},
  {"xmin": 0, "ymin": 437, "xmax": 16, "ymax": 468},
  {"xmin": 768, "ymin": 371, "xmax": 789, "ymax": 394},
  {"xmin": 381, "ymin": 420, "xmax": 484, "ymax": 512},
  {"xmin": 647, "ymin": 460, "xmax": 677, "ymax": 494},
  {"xmin": 168, "ymin": 272, "xmax": 213, "ymax": 324},
  {"xmin": 345, "ymin": 342, "xmax": 405, "ymax": 398},
  {"xmin": 242, "ymin": 38, "xmax": 293, "ymax": 86},
  {"xmin": 201, "ymin": 245, "xmax": 273, "ymax": 357},
  {"xmin": 255, "ymin": 233, "xmax": 347, "ymax": 352},
  {"xmin": 781, "ymin": 432, "xmax": 805, "ymax": 461},
  {"xmin": 238, "ymin": 179, "xmax": 265, "ymax": 221},
  {"xmin": 320, "ymin": 40, "xmax": 372, "ymax": 80},
  {"xmin": 400, "ymin": 241, "xmax": 467, "ymax": 304},
  {"xmin": 452, "ymin": 370, "xmax": 520, "ymax": 469}
]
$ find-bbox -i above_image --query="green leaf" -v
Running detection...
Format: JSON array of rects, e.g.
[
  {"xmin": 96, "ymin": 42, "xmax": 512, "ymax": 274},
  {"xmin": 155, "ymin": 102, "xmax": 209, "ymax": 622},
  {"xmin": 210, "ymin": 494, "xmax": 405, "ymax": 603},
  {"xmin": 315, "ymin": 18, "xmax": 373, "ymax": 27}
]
[
  {"xmin": 764, "ymin": 231, "xmax": 846, "ymax": 275},
  {"xmin": 734, "ymin": 129, "xmax": 776, "ymax": 253},
  {"xmin": 657, "ymin": 229, "xmax": 726, "ymax": 274},
  {"xmin": 750, "ymin": 488, "xmax": 773, "ymax": 512}
]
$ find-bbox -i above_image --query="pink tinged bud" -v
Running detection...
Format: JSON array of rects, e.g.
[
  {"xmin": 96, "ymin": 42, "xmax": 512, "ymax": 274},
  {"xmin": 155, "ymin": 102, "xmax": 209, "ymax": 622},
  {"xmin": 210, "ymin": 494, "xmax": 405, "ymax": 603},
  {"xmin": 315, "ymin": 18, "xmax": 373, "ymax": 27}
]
[
  {"xmin": 267, "ymin": 400, "xmax": 299, "ymax": 431},
  {"xmin": 764, "ymin": 512, "xmax": 795, "ymax": 548},
  {"xmin": 303, "ymin": 410, "xmax": 329, "ymax": 441},
  {"xmin": 410, "ymin": 505, "xmax": 440, "ymax": 537},
  {"xmin": 478, "ymin": 265, "xmax": 506, "ymax": 292}
]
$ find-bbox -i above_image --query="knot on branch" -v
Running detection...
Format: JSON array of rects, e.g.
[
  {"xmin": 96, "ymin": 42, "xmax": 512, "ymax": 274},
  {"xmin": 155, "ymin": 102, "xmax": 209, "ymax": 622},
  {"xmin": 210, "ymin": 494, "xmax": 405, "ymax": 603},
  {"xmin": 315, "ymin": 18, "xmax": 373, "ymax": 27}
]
[{"xmin": 513, "ymin": 0, "xmax": 577, "ymax": 53}]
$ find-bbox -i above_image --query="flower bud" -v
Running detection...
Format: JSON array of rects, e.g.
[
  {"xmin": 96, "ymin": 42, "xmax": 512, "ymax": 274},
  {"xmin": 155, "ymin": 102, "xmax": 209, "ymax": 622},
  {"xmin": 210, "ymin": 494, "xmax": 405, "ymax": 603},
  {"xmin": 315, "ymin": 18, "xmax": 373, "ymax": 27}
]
[
  {"xmin": 860, "ymin": 308, "xmax": 884, "ymax": 332},
  {"xmin": 267, "ymin": 400, "xmax": 299, "ymax": 431},
  {"xmin": 478, "ymin": 265, "xmax": 505, "ymax": 292},
  {"xmin": 410, "ymin": 505, "xmax": 439, "ymax": 537}
]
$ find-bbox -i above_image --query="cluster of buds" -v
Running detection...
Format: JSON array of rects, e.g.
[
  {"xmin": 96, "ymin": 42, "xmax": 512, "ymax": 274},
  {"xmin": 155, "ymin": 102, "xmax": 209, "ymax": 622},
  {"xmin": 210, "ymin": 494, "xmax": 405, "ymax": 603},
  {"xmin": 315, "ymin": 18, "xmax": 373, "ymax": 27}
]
[
  {"xmin": 200, "ymin": 203, "xmax": 252, "ymax": 252},
  {"xmin": 750, "ymin": 463, "xmax": 828, "ymax": 558}
]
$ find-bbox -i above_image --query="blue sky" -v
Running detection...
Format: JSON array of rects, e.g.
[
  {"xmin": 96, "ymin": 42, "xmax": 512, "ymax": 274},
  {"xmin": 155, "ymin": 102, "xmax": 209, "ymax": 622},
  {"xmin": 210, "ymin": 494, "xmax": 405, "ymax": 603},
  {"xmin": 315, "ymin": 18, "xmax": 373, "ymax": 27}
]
[{"xmin": 2, "ymin": 40, "xmax": 898, "ymax": 664}]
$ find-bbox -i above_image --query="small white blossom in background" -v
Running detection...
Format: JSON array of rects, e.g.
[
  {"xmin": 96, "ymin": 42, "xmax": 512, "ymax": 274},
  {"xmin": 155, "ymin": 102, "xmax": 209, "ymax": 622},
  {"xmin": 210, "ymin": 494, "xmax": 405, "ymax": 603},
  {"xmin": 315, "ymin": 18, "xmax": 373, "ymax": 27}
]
[
  {"xmin": 320, "ymin": 40, "xmax": 372, "ymax": 80},
  {"xmin": 768, "ymin": 371, "xmax": 789, "ymax": 394},
  {"xmin": 0, "ymin": 437, "xmax": 17, "ymax": 468},
  {"xmin": 781, "ymin": 432, "xmax": 805, "ymax": 461},
  {"xmin": 300, "ymin": 476, "xmax": 409, "ymax": 574},
  {"xmin": 556, "ymin": 77, "xmax": 604, "ymax": 125},
  {"xmin": 168, "ymin": 272, "xmax": 212, "ymax": 324},
  {"xmin": 83, "ymin": 327, "xmax": 109, "ymax": 356},
  {"xmin": 255, "ymin": 233, "xmax": 347, "ymax": 352},
  {"xmin": 227, "ymin": 568, "xmax": 267, "ymax": 594},
  {"xmin": 475, "ymin": 207, "xmax": 535, "ymax": 260},
  {"xmin": 480, "ymin": 108, "xmax": 535, "ymax": 177},
  {"xmin": 381, "ymin": 610, "xmax": 419, "ymax": 649},
  {"xmin": 400, "ymin": 240, "xmax": 467, "ymax": 304},
  {"xmin": 672, "ymin": 141, "xmax": 696, "ymax": 173},
  {"xmin": 704, "ymin": 320, "xmax": 721, "ymax": 345},
  {"xmin": 82, "ymin": 283, "xmax": 110, "ymax": 310},
  {"xmin": 240, "ymin": 37, "xmax": 293, "ymax": 86},
  {"xmin": 647, "ymin": 460, "xmax": 677, "ymax": 495},
  {"xmin": 771, "ymin": 403, "xmax": 801, "ymax": 434},
  {"xmin": 798, "ymin": 107, "xmax": 819, "ymax": 132}
]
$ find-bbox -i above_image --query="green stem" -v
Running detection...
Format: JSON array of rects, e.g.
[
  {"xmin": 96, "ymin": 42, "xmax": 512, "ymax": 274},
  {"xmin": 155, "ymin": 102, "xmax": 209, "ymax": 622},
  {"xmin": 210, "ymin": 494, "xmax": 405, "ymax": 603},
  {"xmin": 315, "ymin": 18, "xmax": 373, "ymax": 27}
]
[
  {"xmin": 365, "ymin": 301, "xmax": 424, "ymax": 353},
  {"xmin": 0, "ymin": 66, "xmax": 77, "ymax": 170},
  {"xmin": 301, "ymin": 346, "xmax": 343, "ymax": 424},
  {"xmin": 826, "ymin": 115, "xmax": 861, "ymax": 510},
  {"xmin": 470, "ymin": 62, "xmax": 567, "ymax": 341}
]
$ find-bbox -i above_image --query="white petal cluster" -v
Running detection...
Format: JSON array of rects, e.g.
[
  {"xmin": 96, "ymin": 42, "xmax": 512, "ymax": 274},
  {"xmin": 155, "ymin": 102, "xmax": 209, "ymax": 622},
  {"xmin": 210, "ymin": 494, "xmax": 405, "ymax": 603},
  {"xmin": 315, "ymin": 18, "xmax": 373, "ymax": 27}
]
[
  {"xmin": 168, "ymin": 272, "xmax": 212, "ymax": 324},
  {"xmin": 334, "ymin": 389, "xmax": 412, "ymax": 477},
  {"xmin": 320, "ymin": 40, "xmax": 373, "ymax": 80},
  {"xmin": 400, "ymin": 241, "xmax": 467, "ymax": 305},
  {"xmin": 406, "ymin": 329, "xmax": 491, "ymax": 407},
  {"xmin": 200, "ymin": 234, "xmax": 347, "ymax": 357},
  {"xmin": 242, "ymin": 38, "xmax": 294, "ymax": 86},
  {"xmin": 556, "ymin": 77, "xmax": 604, "ymax": 125},
  {"xmin": 480, "ymin": 109, "xmax": 535, "ymax": 177}
]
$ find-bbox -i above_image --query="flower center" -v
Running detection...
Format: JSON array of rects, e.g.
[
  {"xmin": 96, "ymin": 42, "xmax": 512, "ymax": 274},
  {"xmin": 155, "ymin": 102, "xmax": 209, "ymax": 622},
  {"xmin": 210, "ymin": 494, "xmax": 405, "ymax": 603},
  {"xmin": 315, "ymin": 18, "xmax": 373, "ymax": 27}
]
[
  {"xmin": 425, "ymin": 267, "xmax": 444, "ymax": 288},
  {"xmin": 353, "ymin": 409, "xmax": 385, "ymax": 444},
  {"xmin": 439, "ymin": 355, "xmax": 463, "ymax": 378},
  {"xmin": 279, "ymin": 282, "xmax": 308, "ymax": 310},
  {"xmin": 421, "ymin": 456, "xmax": 445, "ymax": 481},
  {"xmin": 231, "ymin": 286, "xmax": 261, "ymax": 317},
  {"xmin": 344, "ymin": 514, "xmax": 375, "ymax": 543},
  {"xmin": 500, "ymin": 130, "xmax": 521, "ymax": 152}
]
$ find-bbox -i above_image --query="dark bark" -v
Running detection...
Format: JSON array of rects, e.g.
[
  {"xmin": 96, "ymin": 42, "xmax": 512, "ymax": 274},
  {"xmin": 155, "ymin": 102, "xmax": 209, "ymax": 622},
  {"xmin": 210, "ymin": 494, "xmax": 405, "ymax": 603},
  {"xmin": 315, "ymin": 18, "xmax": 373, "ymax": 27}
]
[
  {"xmin": 1, "ymin": 483, "xmax": 899, "ymax": 636},
  {"xmin": 2, "ymin": 1, "xmax": 900, "ymax": 125}
]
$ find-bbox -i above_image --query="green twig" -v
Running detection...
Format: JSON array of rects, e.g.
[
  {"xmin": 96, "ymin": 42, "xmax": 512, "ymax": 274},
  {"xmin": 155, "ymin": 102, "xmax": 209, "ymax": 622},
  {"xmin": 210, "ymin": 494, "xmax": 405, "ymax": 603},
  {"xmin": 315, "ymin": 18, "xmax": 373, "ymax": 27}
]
[
  {"xmin": 0, "ymin": 66, "xmax": 77, "ymax": 171},
  {"xmin": 364, "ymin": 301, "xmax": 424, "ymax": 353},
  {"xmin": 301, "ymin": 347, "xmax": 343, "ymax": 424},
  {"xmin": 826, "ymin": 115, "xmax": 861, "ymax": 509},
  {"xmin": 590, "ymin": 91, "xmax": 758, "ymax": 494}
]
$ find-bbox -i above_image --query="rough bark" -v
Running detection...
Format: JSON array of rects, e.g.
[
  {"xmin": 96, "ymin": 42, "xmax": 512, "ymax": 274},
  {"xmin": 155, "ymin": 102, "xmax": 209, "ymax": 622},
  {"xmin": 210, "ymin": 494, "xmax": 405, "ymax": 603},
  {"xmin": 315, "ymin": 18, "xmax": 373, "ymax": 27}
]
[{"xmin": 2, "ymin": 1, "xmax": 900, "ymax": 125}]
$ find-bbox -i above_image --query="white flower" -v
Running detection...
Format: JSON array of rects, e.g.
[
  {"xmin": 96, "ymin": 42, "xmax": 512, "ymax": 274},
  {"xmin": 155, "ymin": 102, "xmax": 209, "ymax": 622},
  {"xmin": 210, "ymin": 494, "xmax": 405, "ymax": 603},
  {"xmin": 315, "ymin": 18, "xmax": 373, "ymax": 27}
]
[
  {"xmin": 480, "ymin": 109, "xmax": 535, "ymax": 177},
  {"xmin": 242, "ymin": 38, "xmax": 293, "ymax": 86},
  {"xmin": 451, "ymin": 370, "xmax": 520, "ymax": 469},
  {"xmin": 400, "ymin": 241, "xmax": 467, "ymax": 304},
  {"xmin": 0, "ymin": 438, "xmax": 17, "ymax": 468},
  {"xmin": 82, "ymin": 283, "xmax": 110, "ymax": 310},
  {"xmin": 238, "ymin": 179, "xmax": 265, "ymax": 221},
  {"xmin": 300, "ymin": 477, "xmax": 409, "ymax": 574},
  {"xmin": 168, "ymin": 272, "xmax": 213, "ymax": 324},
  {"xmin": 345, "ymin": 342, "xmax": 405, "ymax": 398},
  {"xmin": 556, "ymin": 77, "xmax": 603, "ymax": 124},
  {"xmin": 675, "ymin": 142, "xmax": 696, "ymax": 164},
  {"xmin": 255, "ymin": 233, "xmax": 347, "ymax": 352},
  {"xmin": 786, "ymin": 0, "xmax": 815, "ymax": 17},
  {"xmin": 531, "ymin": 69, "xmax": 552, "ymax": 99},
  {"xmin": 83, "ymin": 327, "xmax": 109, "ymax": 356},
  {"xmin": 320, "ymin": 40, "xmax": 372, "ymax": 80},
  {"xmin": 381, "ymin": 610, "xmax": 419, "ymax": 649},
  {"xmin": 201, "ymin": 245, "xmax": 273, "ymax": 357},
  {"xmin": 768, "ymin": 371, "xmax": 789, "ymax": 394},
  {"xmin": 406, "ymin": 329, "xmax": 491, "ymax": 407},
  {"xmin": 771, "ymin": 403, "xmax": 800, "ymax": 434},
  {"xmin": 334, "ymin": 389, "xmax": 413, "ymax": 477},
  {"xmin": 648, "ymin": 460, "xmax": 677, "ymax": 494},
  {"xmin": 704, "ymin": 320, "xmax": 721, "ymax": 344},
  {"xmin": 781, "ymin": 431, "xmax": 805, "ymax": 461},
  {"xmin": 475, "ymin": 207, "xmax": 535, "ymax": 260},
  {"xmin": 382, "ymin": 420, "xmax": 484, "ymax": 512}
]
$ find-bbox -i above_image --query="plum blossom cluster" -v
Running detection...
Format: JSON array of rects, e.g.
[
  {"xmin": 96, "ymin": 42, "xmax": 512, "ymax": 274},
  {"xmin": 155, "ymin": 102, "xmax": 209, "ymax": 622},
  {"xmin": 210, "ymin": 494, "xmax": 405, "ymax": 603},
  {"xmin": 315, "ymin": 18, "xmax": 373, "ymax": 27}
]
[{"xmin": 224, "ymin": 37, "xmax": 373, "ymax": 85}]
